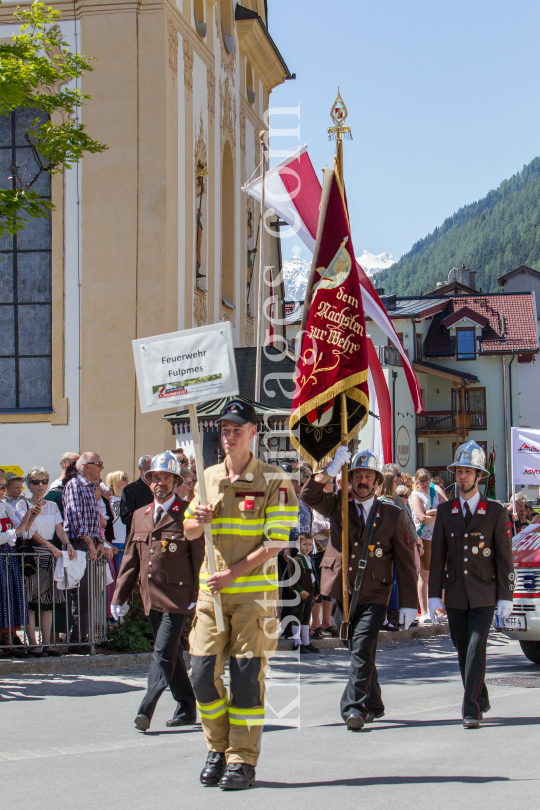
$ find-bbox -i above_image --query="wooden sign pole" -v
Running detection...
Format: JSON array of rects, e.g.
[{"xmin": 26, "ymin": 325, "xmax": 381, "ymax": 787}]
[{"xmin": 188, "ymin": 403, "xmax": 225, "ymax": 632}]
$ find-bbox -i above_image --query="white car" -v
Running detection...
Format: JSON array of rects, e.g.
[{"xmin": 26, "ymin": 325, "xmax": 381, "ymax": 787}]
[{"xmin": 493, "ymin": 524, "xmax": 540, "ymax": 664}]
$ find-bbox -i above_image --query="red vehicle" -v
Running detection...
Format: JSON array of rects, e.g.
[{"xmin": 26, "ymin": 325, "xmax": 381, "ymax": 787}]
[{"xmin": 494, "ymin": 524, "xmax": 540, "ymax": 663}]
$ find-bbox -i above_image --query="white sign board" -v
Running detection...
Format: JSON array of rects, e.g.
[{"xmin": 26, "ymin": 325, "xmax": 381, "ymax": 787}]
[
  {"xmin": 133, "ymin": 322, "xmax": 239, "ymax": 413},
  {"xmin": 511, "ymin": 427, "xmax": 540, "ymax": 485}
]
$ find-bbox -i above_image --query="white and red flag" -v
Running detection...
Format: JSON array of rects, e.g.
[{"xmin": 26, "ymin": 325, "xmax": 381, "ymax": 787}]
[{"xmin": 243, "ymin": 146, "xmax": 424, "ymax": 416}]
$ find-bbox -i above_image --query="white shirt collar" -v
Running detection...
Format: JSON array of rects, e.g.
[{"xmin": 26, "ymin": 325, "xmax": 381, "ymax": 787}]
[
  {"xmin": 154, "ymin": 494, "xmax": 175, "ymax": 519},
  {"xmin": 460, "ymin": 491, "xmax": 481, "ymax": 516},
  {"xmin": 355, "ymin": 495, "xmax": 375, "ymax": 519}
]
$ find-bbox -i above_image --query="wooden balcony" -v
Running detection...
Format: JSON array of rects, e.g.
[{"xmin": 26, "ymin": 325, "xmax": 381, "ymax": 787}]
[
  {"xmin": 417, "ymin": 409, "xmax": 486, "ymax": 437},
  {"xmin": 377, "ymin": 345, "xmax": 403, "ymax": 367},
  {"xmin": 426, "ymin": 466, "xmax": 454, "ymax": 486}
]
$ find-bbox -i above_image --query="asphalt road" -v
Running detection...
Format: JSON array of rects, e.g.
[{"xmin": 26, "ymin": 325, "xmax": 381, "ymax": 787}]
[{"xmin": 1, "ymin": 631, "xmax": 539, "ymax": 809}]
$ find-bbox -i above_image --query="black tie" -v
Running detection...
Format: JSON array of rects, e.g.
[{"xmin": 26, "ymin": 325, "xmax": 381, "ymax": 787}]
[
  {"xmin": 154, "ymin": 506, "xmax": 163, "ymax": 526},
  {"xmin": 464, "ymin": 502, "xmax": 472, "ymax": 526},
  {"xmin": 358, "ymin": 505, "xmax": 365, "ymax": 533}
]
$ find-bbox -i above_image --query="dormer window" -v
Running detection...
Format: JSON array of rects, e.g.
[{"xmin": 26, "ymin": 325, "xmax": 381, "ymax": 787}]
[{"xmin": 456, "ymin": 327, "xmax": 476, "ymax": 360}]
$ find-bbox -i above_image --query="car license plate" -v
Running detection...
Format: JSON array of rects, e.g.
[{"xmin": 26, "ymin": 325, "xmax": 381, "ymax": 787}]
[{"xmin": 495, "ymin": 614, "xmax": 527, "ymax": 631}]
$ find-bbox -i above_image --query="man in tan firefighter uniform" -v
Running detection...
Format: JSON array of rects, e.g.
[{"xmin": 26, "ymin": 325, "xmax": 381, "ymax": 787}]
[
  {"xmin": 112, "ymin": 451, "xmax": 204, "ymax": 731},
  {"xmin": 429, "ymin": 440, "xmax": 514, "ymax": 729},
  {"xmin": 183, "ymin": 399, "xmax": 297, "ymax": 791}
]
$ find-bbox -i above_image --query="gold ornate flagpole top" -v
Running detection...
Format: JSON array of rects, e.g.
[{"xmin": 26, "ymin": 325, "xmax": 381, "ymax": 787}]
[{"xmin": 328, "ymin": 87, "xmax": 352, "ymax": 142}]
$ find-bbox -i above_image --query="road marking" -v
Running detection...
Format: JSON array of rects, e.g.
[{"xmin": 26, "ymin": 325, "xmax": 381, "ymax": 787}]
[{"xmin": 0, "ymin": 734, "xmax": 199, "ymax": 762}]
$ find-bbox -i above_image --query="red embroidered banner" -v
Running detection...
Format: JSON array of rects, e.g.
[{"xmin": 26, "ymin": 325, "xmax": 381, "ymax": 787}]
[{"xmin": 290, "ymin": 166, "xmax": 369, "ymax": 465}]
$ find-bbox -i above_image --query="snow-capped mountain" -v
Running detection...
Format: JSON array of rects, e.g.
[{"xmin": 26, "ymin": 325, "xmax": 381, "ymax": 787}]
[
  {"xmin": 357, "ymin": 250, "xmax": 398, "ymax": 274},
  {"xmin": 282, "ymin": 257, "xmax": 310, "ymax": 301},
  {"xmin": 282, "ymin": 250, "xmax": 397, "ymax": 301}
]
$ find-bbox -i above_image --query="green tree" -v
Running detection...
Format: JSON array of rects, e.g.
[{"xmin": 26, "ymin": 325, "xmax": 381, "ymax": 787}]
[{"xmin": 0, "ymin": 1, "xmax": 106, "ymax": 237}]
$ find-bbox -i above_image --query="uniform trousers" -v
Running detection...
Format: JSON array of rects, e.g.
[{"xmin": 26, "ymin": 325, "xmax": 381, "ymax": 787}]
[
  {"xmin": 340, "ymin": 602, "xmax": 387, "ymax": 721},
  {"xmin": 138, "ymin": 611, "xmax": 196, "ymax": 721},
  {"xmin": 446, "ymin": 605, "xmax": 494, "ymax": 719},
  {"xmin": 190, "ymin": 598, "xmax": 277, "ymax": 766}
]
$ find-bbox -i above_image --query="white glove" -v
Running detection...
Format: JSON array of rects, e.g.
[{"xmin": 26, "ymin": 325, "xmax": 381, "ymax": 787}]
[
  {"xmin": 111, "ymin": 603, "xmax": 130, "ymax": 621},
  {"xmin": 399, "ymin": 607, "xmax": 417, "ymax": 629},
  {"xmin": 428, "ymin": 597, "xmax": 443, "ymax": 625},
  {"xmin": 496, "ymin": 600, "xmax": 513, "ymax": 619},
  {"xmin": 187, "ymin": 601, "xmax": 196, "ymax": 611},
  {"xmin": 327, "ymin": 446, "xmax": 351, "ymax": 477}
]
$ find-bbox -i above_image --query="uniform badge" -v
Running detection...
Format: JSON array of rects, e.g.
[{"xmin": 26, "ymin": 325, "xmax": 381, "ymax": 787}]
[
  {"xmin": 375, "ymin": 548, "xmax": 383, "ymax": 557},
  {"xmin": 161, "ymin": 540, "xmax": 168, "ymax": 553},
  {"xmin": 405, "ymin": 532, "xmax": 412, "ymax": 548},
  {"xmin": 509, "ymin": 572, "xmax": 515, "ymax": 581},
  {"xmin": 479, "ymin": 542, "xmax": 485, "ymax": 549},
  {"xmin": 478, "ymin": 503, "xmax": 486, "ymax": 515},
  {"xmin": 243, "ymin": 496, "xmax": 255, "ymax": 511},
  {"xmin": 171, "ymin": 504, "xmax": 180, "ymax": 513},
  {"xmin": 279, "ymin": 487, "xmax": 288, "ymax": 507},
  {"xmin": 169, "ymin": 543, "xmax": 177, "ymax": 552},
  {"xmin": 472, "ymin": 547, "xmax": 478, "ymax": 554},
  {"xmin": 483, "ymin": 548, "xmax": 491, "ymax": 557},
  {"xmin": 145, "ymin": 506, "xmax": 152, "ymax": 514},
  {"xmin": 452, "ymin": 501, "xmax": 459, "ymax": 514},
  {"xmin": 509, "ymin": 583, "xmax": 514, "ymax": 591}
]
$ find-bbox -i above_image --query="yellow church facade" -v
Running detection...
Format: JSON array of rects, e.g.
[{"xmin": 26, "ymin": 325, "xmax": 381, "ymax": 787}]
[{"xmin": 0, "ymin": 0, "xmax": 291, "ymax": 478}]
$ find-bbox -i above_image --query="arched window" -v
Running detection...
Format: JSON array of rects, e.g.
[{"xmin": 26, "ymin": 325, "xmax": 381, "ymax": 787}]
[
  {"xmin": 193, "ymin": 0, "xmax": 206, "ymax": 37},
  {"xmin": 221, "ymin": 140, "xmax": 235, "ymax": 311},
  {"xmin": 246, "ymin": 60, "xmax": 255, "ymax": 105},
  {"xmin": 0, "ymin": 107, "xmax": 52, "ymax": 410},
  {"xmin": 221, "ymin": 0, "xmax": 234, "ymax": 53}
]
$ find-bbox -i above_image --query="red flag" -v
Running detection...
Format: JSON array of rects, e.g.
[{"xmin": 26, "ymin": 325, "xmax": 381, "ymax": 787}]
[{"xmin": 290, "ymin": 166, "xmax": 369, "ymax": 465}]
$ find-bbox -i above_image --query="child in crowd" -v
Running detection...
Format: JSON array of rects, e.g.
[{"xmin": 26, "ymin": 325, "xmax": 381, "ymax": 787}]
[{"xmin": 287, "ymin": 532, "xmax": 319, "ymax": 655}]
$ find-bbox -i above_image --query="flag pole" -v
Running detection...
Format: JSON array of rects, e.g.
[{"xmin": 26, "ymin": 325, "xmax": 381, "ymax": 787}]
[
  {"xmin": 329, "ymin": 88, "xmax": 353, "ymax": 639},
  {"xmin": 254, "ymin": 130, "xmax": 269, "ymax": 423}
]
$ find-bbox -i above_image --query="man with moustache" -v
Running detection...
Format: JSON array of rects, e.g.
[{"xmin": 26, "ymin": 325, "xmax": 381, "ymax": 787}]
[
  {"xmin": 112, "ymin": 451, "xmax": 204, "ymax": 731},
  {"xmin": 301, "ymin": 447, "xmax": 418, "ymax": 731},
  {"xmin": 428, "ymin": 441, "xmax": 514, "ymax": 729}
]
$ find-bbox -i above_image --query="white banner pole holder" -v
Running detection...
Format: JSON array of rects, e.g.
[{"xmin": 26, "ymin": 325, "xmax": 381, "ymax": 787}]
[{"xmin": 188, "ymin": 403, "xmax": 225, "ymax": 633}]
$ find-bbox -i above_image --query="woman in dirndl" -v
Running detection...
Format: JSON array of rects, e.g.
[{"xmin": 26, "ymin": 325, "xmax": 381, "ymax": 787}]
[
  {"xmin": 0, "ymin": 468, "xmax": 33, "ymax": 651},
  {"xmin": 15, "ymin": 467, "xmax": 77, "ymax": 656}
]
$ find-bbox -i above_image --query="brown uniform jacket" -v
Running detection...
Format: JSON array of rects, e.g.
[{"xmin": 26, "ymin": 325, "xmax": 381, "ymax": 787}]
[
  {"xmin": 286, "ymin": 553, "xmax": 319, "ymax": 597},
  {"xmin": 429, "ymin": 494, "xmax": 514, "ymax": 609},
  {"xmin": 113, "ymin": 498, "xmax": 205, "ymax": 615},
  {"xmin": 300, "ymin": 477, "xmax": 418, "ymax": 609}
]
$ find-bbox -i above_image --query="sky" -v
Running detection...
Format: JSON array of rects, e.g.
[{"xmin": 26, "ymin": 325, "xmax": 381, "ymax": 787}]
[{"xmin": 267, "ymin": 0, "xmax": 540, "ymax": 263}]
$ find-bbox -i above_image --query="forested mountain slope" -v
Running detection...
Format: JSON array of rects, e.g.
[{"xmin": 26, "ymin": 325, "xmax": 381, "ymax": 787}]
[{"xmin": 376, "ymin": 157, "xmax": 540, "ymax": 295}]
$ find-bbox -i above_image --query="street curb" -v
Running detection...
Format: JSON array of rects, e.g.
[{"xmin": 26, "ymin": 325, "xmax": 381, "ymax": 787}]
[{"xmin": 0, "ymin": 623, "xmax": 448, "ymax": 677}]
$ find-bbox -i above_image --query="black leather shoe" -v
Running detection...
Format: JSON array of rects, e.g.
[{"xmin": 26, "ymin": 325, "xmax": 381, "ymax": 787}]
[
  {"xmin": 365, "ymin": 710, "xmax": 385, "ymax": 722},
  {"xmin": 463, "ymin": 716, "xmax": 481, "ymax": 729},
  {"xmin": 134, "ymin": 714, "xmax": 150, "ymax": 732},
  {"xmin": 200, "ymin": 752, "xmax": 227, "ymax": 786},
  {"xmin": 345, "ymin": 714, "xmax": 365, "ymax": 731},
  {"xmin": 219, "ymin": 762, "xmax": 256, "ymax": 790},
  {"xmin": 165, "ymin": 714, "xmax": 197, "ymax": 727},
  {"xmin": 304, "ymin": 642, "xmax": 320, "ymax": 654}
]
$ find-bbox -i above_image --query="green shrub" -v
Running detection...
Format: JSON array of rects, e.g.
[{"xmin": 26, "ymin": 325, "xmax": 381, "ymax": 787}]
[{"xmin": 103, "ymin": 600, "xmax": 154, "ymax": 653}]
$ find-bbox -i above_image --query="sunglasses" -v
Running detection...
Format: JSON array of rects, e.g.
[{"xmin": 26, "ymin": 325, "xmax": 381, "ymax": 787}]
[
  {"xmin": 86, "ymin": 461, "xmax": 104, "ymax": 468},
  {"xmin": 30, "ymin": 479, "xmax": 49, "ymax": 486}
]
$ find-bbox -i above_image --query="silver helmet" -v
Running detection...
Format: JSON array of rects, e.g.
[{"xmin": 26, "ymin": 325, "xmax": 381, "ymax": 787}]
[
  {"xmin": 144, "ymin": 450, "xmax": 184, "ymax": 483},
  {"xmin": 349, "ymin": 450, "xmax": 384, "ymax": 485},
  {"xmin": 447, "ymin": 440, "xmax": 489, "ymax": 476}
]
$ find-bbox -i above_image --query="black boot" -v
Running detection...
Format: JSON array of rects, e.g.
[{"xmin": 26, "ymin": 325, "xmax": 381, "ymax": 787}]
[
  {"xmin": 219, "ymin": 762, "xmax": 256, "ymax": 790},
  {"xmin": 200, "ymin": 752, "xmax": 227, "ymax": 786}
]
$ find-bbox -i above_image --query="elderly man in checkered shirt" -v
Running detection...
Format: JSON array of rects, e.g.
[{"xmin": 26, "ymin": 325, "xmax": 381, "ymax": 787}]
[{"xmin": 63, "ymin": 452, "xmax": 112, "ymax": 651}]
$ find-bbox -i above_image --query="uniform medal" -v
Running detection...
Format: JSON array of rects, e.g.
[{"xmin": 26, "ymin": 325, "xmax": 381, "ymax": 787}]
[
  {"xmin": 161, "ymin": 540, "xmax": 168, "ymax": 553},
  {"xmin": 169, "ymin": 543, "xmax": 177, "ymax": 552},
  {"xmin": 483, "ymin": 548, "xmax": 491, "ymax": 557},
  {"xmin": 375, "ymin": 548, "xmax": 383, "ymax": 558},
  {"xmin": 472, "ymin": 547, "xmax": 478, "ymax": 554}
]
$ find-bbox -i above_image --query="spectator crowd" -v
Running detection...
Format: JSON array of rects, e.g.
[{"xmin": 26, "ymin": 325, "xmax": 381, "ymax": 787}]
[{"xmin": 1, "ymin": 445, "xmax": 537, "ymax": 658}]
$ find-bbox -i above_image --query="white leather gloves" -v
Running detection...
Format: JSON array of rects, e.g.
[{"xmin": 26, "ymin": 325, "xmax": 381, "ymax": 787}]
[
  {"xmin": 428, "ymin": 597, "xmax": 443, "ymax": 625},
  {"xmin": 399, "ymin": 607, "xmax": 417, "ymax": 629},
  {"xmin": 496, "ymin": 600, "xmax": 514, "ymax": 619},
  {"xmin": 111, "ymin": 603, "xmax": 130, "ymax": 621},
  {"xmin": 327, "ymin": 446, "xmax": 351, "ymax": 478}
]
